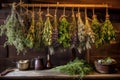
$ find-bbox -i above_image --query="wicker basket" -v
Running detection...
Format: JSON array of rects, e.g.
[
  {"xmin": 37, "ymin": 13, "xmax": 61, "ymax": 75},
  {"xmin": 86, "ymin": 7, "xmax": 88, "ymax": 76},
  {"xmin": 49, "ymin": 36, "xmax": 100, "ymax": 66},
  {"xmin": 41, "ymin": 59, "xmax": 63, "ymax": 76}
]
[{"xmin": 94, "ymin": 60, "xmax": 116, "ymax": 74}]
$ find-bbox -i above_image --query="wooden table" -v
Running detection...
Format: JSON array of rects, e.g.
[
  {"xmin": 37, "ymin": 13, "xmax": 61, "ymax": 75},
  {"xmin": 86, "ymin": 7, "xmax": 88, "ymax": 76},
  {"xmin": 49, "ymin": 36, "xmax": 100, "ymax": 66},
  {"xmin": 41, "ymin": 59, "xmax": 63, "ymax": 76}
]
[{"xmin": 0, "ymin": 69, "xmax": 120, "ymax": 80}]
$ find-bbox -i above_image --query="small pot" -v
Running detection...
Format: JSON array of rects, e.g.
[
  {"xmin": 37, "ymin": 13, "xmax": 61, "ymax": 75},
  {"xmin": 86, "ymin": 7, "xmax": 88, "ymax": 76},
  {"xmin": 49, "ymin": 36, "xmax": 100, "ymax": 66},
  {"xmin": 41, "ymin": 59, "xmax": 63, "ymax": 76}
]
[{"xmin": 17, "ymin": 60, "xmax": 29, "ymax": 70}]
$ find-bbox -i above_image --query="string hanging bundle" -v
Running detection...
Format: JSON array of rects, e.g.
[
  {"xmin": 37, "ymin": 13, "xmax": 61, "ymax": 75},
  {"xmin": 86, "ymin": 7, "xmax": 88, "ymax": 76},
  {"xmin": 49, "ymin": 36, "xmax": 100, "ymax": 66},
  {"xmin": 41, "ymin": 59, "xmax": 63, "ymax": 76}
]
[
  {"xmin": 0, "ymin": 3, "xmax": 26, "ymax": 54},
  {"xmin": 35, "ymin": 8, "xmax": 44, "ymax": 49},
  {"xmin": 25, "ymin": 7, "xmax": 35, "ymax": 48},
  {"xmin": 58, "ymin": 7, "xmax": 71, "ymax": 48},
  {"xmin": 52, "ymin": 7, "xmax": 59, "ymax": 47},
  {"xmin": 84, "ymin": 8, "xmax": 95, "ymax": 49},
  {"xmin": 76, "ymin": 8, "xmax": 87, "ymax": 53},
  {"xmin": 0, "ymin": 1, "xmax": 114, "ymax": 55},
  {"xmin": 101, "ymin": 7, "xmax": 116, "ymax": 44},
  {"xmin": 91, "ymin": 8, "xmax": 102, "ymax": 48},
  {"xmin": 69, "ymin": 8, "xmax": 77, "ymax": 48},
  {"xmin": 42, "ymin": 7, "xmax": 53, "ymax": 46}
]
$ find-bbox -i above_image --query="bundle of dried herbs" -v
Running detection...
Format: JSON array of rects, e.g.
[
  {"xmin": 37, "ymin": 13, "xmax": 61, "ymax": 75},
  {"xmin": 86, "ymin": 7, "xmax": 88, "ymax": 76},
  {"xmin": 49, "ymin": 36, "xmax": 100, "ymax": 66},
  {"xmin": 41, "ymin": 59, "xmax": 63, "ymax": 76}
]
[
  {"xmin": 69, "ymin": 8, "xmax": 77, "ymax": 48},
  {"xmin": 58, "ymin": 8, "xmax": 70, "ymax": 48},
  {"xmin": 52, "ymin": 9, "xmax": 59, "ymax": 47},
  {"xmin": 76, "ymin": 11, "xmax": 87, "ymax": 53},
  {"xmin": 42, "ymin": 8, "xmax": 53, "ymax": 46},
  {"xmin": 52, "ymin": 58, "xmax": 93, "ymax": 79},
  {"xmin": 25, "ymin": 11, "xmax": 35, "ymax": 48},
  {"xmin": 101, "ymin": 14, "xmax": 116, "ymax": 44},
  {"xmin": 34, "ymin": 10, "xmax": 44, "ymax": 49},
  {"xmin": 91, "ymin": 14, "xmax": 102, "ymax": 48},
  {"xmin": 0, "ymin": 3, "xmax": 26, "ymax": 54},
  {"xmin": 84, "ymin": 9, "xmax": 95, "ymax": 49},
  {"xmin": 21, "ymin": 9, "xmax": 32, "ymax": 35}
]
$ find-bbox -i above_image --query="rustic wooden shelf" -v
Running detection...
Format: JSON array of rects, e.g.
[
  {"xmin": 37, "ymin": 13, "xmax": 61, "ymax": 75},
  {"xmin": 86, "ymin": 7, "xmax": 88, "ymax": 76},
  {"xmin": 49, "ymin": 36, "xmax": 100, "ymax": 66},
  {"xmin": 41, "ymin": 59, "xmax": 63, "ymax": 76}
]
[{"xmin": 0, "ymin": 69, "xmax": 120, "ymax": 80}]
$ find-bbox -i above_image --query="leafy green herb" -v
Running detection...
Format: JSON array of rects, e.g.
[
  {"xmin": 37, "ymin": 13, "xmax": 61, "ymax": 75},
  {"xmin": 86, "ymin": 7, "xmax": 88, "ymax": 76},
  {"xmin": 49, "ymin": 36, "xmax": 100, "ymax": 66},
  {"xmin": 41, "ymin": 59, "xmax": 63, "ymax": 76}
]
[
  {"xmin": 52, "ymin": 58, "xmax": 93, "ymax": 79},
  {"xmin": 101, "ymin": 15, "xmax": 116, "ymax": 44},
  {"xmin": 34, "ymin": 11, "xmax": 44, "ymax": 49},
  {"xmin": 42, "ymin": 14, "xmax": 53, "ymax": 46},
  {"xmin": 25, "ymin": 11, "xmax": 35, "ymax": 48},
  {"xmin": 0, "ymin": 3, "xmax": 26, "ymax": 54},
  {"xmin": 91, "ymin": 15, "xmax": 102, "ymax": 48},
  {"xmin": 58, "ymin": 15, "xmax": 70, "ymax": 48},
  {"xmin": 98, "ymin": 57, "xmax": 116, "ymax": 65}
]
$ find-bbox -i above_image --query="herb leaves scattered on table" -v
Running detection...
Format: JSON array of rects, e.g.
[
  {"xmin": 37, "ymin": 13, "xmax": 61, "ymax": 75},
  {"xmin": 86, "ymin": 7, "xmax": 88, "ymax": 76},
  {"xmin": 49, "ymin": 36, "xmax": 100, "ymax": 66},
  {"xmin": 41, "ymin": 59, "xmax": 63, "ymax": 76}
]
[{"xmin": 52, "ymin": 58, "xmax": 93, "ymax": 78}]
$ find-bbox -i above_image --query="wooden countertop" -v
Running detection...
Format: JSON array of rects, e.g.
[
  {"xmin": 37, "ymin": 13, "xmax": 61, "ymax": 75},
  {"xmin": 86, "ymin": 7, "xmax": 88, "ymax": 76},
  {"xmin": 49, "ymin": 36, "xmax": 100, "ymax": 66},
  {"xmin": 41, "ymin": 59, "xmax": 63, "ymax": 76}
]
[{"xmin": 0, "ymin": 69, "xmax": 120, "ymax": 80}]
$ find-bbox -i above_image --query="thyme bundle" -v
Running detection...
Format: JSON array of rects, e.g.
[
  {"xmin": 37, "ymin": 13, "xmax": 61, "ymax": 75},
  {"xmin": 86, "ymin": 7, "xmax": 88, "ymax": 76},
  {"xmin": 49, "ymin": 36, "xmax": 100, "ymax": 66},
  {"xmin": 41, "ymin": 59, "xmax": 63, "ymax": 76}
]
[
  {"xmin": 84, "ymin": 9, "xmax": 95, "ymax": 49},
  {"xmin": 101, "ymin": 14, "xmax": 116, "ymax": 44},
  {"xmin": 91, "ymin": 14, "xmax": 102, "ymax": 48},
  {"xmin": 35, "ymin": 10, "xmax": 44, "ymax": 49},
  {"xmin": 25, "ymin": 11, "xmax": 35, "ymax": 48},
  {"xmin": 42, "ymin": 8, "xmax": 53, "ymax": 46},
  {"xmin": 76, "ymin": 11, "xmax": 87, "ymax": 53},
  {"xmin": 0, "ymin": 3, "xmax": 26, "ymax": 54}
]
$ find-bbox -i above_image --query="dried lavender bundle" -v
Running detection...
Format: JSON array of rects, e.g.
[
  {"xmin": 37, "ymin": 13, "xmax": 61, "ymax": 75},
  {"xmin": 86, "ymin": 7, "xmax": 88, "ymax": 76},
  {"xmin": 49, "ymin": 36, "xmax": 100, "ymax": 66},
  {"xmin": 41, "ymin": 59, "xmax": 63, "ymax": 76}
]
[
  {"xmin": 69, "ymin": 9, "xmax": 77, "ymax": 48},
  {"xmin": 52, "ymin": 10, "xmax": 59, "ymax": 47}
]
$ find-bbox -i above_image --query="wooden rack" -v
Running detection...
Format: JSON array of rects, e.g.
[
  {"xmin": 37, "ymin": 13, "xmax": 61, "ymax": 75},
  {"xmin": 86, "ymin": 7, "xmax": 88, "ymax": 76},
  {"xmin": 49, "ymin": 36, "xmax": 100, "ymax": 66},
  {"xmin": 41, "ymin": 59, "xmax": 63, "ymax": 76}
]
[
  {"xmin": 2, "ymin": 0, "xmax": 110, "ymax": 9},
  {"xmin": 1, "ymin": 0, "xmax": 110, "ymax": 63},
  {"xmin": 21, "ymin": 3, "xmax": 109, "ymax": 8}
]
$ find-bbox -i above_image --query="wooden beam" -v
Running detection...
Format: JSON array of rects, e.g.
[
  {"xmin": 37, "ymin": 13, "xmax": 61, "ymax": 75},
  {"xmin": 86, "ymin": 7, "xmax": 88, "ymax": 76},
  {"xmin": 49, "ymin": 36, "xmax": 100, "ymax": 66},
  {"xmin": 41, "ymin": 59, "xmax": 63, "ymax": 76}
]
[{"xmin": 31, "ymin": 0, "xmax": 120, "ymax": 9}]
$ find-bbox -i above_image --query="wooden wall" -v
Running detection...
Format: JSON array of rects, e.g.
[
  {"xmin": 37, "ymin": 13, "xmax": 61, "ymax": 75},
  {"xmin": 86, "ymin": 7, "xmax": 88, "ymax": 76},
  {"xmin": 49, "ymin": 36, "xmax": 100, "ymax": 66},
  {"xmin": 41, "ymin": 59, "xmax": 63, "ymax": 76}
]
[{"xmin": 0, "ymin": 0, "xmax": 120, "ymax": 72}]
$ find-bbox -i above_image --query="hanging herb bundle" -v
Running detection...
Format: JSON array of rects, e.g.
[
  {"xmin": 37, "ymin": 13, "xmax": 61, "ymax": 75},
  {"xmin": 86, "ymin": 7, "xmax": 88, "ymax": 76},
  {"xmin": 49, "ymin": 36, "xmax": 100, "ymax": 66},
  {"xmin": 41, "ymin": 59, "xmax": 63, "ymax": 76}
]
[
  {"xmin": 91, "ymin": 10, "xmax": 102, "ymax": 48},
  {"xmin": 25, "ymin": 10, "xmax": 35, "ymax": 48},
  {"xmin": 42, "ymin": 8, "xmax": 53, "ymax": 46},
  {"xmin": 84, "ymin": 9, "xmax": 95, "ymax": 49},
  {"xmin": 101, "ymin": 10, "xmax": 116, "ymax": 44},
  {"xmin": 34, "ymin": 9, "xmax": 44, "ymax": 49},
  {"xmin": 0, "ymin": 3, "xmax": 26, "ymax": 54},
  {"xmin": 52, "ymin": 9, "xmax": 59, "ymax": 47},
  {"xmin": 21, "ymin": 9, "xmax": 32, "ymax": 35},
  {"xmin": 76, "ymin": 10, "xmax": 87, "ymax": 53},
  {"xmin": 58, "ymin": 8, "xmax": 70, "ymax": 48},
  {"xmin": 69, "ymin": 8, "xmax": 77, "ymax": 48}
]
